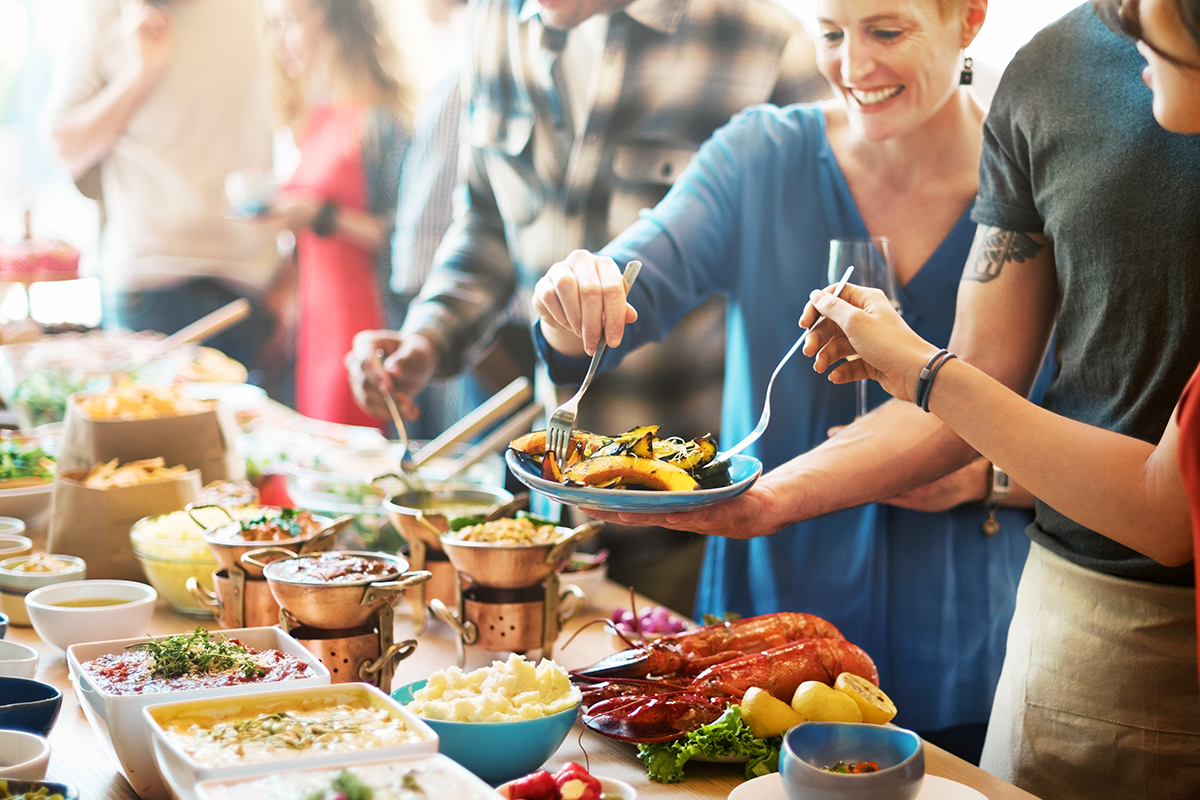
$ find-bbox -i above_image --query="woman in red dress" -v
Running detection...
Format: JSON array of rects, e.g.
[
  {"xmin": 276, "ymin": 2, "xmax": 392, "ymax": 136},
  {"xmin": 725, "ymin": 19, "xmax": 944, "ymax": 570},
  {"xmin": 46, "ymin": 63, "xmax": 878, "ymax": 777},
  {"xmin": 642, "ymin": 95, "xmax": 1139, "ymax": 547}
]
[{"xmin": 262, "ymin": 0, "xmax": 414, "ymax": 426}]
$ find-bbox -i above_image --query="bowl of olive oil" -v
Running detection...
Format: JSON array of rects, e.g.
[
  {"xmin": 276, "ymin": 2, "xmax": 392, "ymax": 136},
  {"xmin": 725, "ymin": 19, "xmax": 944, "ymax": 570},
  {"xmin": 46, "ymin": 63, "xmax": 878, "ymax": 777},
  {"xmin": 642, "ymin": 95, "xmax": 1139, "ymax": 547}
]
[{"xmin": 23, "ymin": 579, "xmax": 156, "ymax": 650}]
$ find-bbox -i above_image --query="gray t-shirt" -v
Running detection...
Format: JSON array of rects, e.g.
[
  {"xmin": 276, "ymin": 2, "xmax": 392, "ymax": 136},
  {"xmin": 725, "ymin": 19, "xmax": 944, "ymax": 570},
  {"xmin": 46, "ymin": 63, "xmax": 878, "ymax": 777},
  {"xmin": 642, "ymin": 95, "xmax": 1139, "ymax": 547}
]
[{"xmin": 973, "ymin": 4, "xmax": 1200, "ymax": 584}]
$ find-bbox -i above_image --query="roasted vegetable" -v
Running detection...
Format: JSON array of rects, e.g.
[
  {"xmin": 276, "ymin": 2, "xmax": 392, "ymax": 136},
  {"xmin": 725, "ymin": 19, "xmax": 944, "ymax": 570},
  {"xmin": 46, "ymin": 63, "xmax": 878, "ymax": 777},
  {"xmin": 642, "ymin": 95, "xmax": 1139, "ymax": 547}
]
[
  {"xmin": 563, "ymin": 455, "xmax": 699, "ymax": 491},
  {"xmin": 512, "ymin": 425, "xmax": 726, "ymax": 492}
]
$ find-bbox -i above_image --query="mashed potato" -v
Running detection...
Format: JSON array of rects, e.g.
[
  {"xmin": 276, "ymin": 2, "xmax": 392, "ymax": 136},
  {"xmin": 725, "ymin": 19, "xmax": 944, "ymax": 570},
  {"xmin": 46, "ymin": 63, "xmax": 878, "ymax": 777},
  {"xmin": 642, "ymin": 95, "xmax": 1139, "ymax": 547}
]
[{"xmin": 407, "ymin": 654, "xmax": 581, "ymax": 722}]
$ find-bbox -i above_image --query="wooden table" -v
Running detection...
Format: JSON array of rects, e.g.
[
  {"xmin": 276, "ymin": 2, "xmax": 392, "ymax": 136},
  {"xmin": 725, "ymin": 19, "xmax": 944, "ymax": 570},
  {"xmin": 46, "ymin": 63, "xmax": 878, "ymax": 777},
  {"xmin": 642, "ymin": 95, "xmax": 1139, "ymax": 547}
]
[{"xmin": 7, "ymin": 580, "xmax": 1040, "ymax": 800}]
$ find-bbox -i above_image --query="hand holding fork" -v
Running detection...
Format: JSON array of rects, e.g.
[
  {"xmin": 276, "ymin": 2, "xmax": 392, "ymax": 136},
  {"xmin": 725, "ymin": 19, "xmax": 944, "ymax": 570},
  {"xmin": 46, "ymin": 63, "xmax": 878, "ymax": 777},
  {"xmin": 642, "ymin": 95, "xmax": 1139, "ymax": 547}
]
[{"xmin": 544, "ymin": 260, "xmax": 642, "ymax": 462}]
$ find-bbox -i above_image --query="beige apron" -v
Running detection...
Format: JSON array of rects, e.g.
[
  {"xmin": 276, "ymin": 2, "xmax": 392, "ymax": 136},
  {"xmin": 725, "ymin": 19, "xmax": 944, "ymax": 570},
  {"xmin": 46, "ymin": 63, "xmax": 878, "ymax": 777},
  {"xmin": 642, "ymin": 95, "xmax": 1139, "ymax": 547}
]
[{"xmin": 980, "ymin": 542, "xmax": 1200, "ymax": 800}]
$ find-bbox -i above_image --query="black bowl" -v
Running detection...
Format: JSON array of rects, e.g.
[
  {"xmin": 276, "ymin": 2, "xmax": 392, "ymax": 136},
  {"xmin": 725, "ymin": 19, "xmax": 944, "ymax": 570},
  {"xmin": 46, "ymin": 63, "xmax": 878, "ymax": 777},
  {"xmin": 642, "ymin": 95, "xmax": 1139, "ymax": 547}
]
[
  {"xmin": 0, "ymin": 780, "xmax": 77, "ymax": 800},
  {"xmin": 0, "ymin": 677, "xmax": 62, "ymax": 735}
]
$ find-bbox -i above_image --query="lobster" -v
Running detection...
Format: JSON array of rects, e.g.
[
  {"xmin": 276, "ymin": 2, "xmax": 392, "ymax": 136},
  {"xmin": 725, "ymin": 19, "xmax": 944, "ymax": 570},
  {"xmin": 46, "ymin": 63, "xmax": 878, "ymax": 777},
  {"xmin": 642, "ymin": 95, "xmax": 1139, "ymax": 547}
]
[
  {"xmin": 577, "ymin": 637, "xmax": 879, "ymax": 743},
  {"xmin": 572, "ymin": 611, "xmax": 846, "ymax": 681}
]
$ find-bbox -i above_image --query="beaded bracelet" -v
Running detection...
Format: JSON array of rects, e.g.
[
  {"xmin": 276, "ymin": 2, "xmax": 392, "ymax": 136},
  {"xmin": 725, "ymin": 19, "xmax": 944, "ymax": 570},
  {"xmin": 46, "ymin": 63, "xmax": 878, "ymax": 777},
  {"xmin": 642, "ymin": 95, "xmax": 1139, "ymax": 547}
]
[
  {"xmin": 919, "ymin": 351, "xmax": 957, "ymax": 412},
  {"xmin": 913, "ymin": 349, "xmax": 948, "ymax": 410}
]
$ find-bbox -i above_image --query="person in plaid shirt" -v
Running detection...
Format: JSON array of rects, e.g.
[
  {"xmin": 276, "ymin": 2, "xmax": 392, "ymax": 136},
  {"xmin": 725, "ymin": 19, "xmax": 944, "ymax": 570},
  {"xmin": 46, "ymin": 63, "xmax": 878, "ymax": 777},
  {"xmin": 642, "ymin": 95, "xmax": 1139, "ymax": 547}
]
[{"xmin": 349, "ymin": 0, "xmax": 827, "ymax": 437}]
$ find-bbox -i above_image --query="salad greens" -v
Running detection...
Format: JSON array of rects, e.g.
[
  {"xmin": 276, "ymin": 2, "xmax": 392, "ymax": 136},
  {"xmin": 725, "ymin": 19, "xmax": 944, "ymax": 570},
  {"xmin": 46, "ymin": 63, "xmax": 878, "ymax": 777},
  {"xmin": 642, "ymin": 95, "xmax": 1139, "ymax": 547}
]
[
  {"xmin": 130, "ymin": 626, "xmax": 266, "ymax": 679},
  {"xmin": 637, "ymin": 706, "xmax": 782, "ymax": 784},
  {"xmin": 0, "ymin": 440, "xmax": 54, "ymax": 482}
]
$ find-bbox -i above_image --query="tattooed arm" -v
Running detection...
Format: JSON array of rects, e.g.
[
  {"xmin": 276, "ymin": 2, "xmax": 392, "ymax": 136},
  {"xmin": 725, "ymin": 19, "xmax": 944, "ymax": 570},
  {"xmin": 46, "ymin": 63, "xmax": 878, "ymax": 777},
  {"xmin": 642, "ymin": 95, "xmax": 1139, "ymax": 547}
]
[{"xmin": 590, "ymin": 225, "xmax": 1059, "ymax": 535}]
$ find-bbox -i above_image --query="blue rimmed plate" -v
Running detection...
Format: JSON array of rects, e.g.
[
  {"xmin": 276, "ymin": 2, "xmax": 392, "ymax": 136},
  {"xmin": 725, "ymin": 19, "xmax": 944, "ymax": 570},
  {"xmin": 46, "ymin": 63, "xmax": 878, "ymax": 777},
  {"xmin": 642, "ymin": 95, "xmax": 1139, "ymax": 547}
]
[{"xmin": 504, "ymin": 451, "xmax": 762, "ymax": 513}]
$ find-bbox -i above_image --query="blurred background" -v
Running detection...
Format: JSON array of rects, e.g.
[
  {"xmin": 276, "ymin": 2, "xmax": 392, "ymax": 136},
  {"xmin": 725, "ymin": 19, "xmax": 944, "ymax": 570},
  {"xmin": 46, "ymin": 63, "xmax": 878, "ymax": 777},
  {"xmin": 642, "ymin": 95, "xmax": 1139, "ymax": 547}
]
[{"xmin": 0, "ymin": 0, "xmax": 1085, "ymax": 329}]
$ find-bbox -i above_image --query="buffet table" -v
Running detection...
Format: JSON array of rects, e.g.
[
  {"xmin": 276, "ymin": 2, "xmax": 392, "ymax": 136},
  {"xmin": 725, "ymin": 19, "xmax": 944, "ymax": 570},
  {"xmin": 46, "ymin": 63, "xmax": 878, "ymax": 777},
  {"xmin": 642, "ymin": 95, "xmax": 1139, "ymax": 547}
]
[{"xmin": 8, "ymin": 579, "xmax": 1040, "ymax": 800}]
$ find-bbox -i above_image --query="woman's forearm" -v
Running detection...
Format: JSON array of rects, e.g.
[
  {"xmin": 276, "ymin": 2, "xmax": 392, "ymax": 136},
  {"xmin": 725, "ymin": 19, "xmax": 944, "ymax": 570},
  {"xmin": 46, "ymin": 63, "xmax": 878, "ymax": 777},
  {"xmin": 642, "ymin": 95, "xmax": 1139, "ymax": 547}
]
[{"xmin": 927, "ymin": 358, "xmax": 1191, "ymax": 565}]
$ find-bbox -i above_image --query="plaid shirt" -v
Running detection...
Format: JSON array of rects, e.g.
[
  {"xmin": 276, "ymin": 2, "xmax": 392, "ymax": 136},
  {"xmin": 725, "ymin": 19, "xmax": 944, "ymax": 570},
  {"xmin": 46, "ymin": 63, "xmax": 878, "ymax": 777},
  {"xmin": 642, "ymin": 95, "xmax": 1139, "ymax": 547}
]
[{"xmin": 400, "ymin": 0, "xmax": 828, "ymax": 374}]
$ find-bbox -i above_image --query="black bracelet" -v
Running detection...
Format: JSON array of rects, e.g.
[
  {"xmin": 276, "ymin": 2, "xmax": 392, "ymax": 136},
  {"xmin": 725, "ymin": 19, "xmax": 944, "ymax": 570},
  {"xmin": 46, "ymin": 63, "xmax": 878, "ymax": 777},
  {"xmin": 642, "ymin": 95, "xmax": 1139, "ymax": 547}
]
[
  {"xmin": 913, "ymin": 349, "xmax": 948, "ymax": 410},
  {"xmin": 919, "ymin": 351, "xmax": 957, "ymax": 412},
  {"xmin": 310, "ymin": 200, "xmax": 337, "ymax": 237}
]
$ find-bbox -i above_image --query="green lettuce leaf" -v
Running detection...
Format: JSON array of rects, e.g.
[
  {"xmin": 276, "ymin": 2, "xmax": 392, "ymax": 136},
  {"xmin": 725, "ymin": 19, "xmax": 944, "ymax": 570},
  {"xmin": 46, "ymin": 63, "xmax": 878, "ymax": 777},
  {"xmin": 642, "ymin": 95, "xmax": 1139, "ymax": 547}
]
[{"xmin": 636, "ymin": 706, "xmax": 782, "ymax": 783}]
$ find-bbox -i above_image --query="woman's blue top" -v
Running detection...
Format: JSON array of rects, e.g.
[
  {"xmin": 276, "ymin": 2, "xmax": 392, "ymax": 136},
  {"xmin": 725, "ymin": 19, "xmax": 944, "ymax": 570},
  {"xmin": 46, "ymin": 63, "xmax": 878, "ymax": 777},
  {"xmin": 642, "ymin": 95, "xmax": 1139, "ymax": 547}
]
[{"xmin": 537, "ymin": 105, "xmax": 1046, "ymax": 731}]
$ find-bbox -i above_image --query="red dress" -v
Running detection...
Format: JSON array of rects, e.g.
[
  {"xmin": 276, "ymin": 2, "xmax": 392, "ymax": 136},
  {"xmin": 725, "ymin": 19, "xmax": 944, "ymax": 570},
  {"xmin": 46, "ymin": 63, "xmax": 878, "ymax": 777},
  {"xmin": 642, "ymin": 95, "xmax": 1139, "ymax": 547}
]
[
  {"xmin": 1175, "ymin": 361, "xmax": 1200, "ymax": 683},
  {"xmin": 287, "ymin": 103, "xmax": 399, "ymax": 428}
]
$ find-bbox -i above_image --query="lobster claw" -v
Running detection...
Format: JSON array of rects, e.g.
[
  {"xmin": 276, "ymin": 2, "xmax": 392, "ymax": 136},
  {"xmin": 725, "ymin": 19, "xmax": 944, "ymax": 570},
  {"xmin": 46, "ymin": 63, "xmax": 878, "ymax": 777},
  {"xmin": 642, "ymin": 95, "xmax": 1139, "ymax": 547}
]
[
  {"xmin": 572, "ymin": 646, "xmax": 671, "ymax": 680},
  {"xmin": 581, "ymin": 692, "xmax": 727, "ymax": 743}
]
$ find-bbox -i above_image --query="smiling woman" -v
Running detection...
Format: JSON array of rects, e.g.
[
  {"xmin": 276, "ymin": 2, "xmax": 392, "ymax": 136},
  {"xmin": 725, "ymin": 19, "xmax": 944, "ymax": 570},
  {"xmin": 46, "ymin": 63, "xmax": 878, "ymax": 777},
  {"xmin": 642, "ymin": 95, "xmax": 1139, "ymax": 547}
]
[{"xmin": 527, "ymin": 0, "xmax": 1059, "ymax": 768}]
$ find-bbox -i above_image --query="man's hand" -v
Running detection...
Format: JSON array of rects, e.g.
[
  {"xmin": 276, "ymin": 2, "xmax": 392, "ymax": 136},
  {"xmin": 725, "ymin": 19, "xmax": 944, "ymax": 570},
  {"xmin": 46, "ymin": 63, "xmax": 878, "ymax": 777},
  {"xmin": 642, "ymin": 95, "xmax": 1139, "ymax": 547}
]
[
  {"xmin": 346, "ymin": 330, "xmax": 438, "ymax": 420},
  {"xmin": 124, "ymin": 1, "xmax": 175, "ymax": 86}
]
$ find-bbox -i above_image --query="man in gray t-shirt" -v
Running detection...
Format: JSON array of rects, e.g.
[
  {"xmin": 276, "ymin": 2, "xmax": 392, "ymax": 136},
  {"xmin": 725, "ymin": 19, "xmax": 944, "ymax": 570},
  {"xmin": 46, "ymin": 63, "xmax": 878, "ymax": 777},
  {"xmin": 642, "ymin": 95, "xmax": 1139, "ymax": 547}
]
[{"xmin": 973, "ymin": 6, "xmax": 1200, "ymax": 585}]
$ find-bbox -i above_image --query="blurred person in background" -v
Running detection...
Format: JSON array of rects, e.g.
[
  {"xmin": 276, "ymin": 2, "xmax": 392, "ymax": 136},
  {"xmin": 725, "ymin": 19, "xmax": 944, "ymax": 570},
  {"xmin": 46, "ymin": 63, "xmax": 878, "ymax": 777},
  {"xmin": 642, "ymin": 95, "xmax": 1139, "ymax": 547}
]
[
  {"xmin": 387, "ymin": 0, "xmax": 483, "ymax": 440},
  {"xmin": 347, "ymin": 0, "xmax": 829, "ymax": 610},
  {"xmin": 531, "ymin": 0, "xmax": 1054, "ymax": 763},
  {"xmin": 47, "ymin": 0, "xmax": 279, "ymax": 383},
  {"xmin": 259, "ymin": 0, "xmax": 415, "ymax": 427}
]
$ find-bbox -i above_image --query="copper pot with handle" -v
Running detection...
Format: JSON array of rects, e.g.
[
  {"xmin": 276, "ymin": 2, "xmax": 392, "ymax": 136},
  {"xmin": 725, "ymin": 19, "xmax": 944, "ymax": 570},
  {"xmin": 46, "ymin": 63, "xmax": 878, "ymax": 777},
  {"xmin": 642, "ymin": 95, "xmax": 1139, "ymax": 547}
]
[
  {"xmin": 438, "ymin": 520, "xmax": 604, "ymax": 588},
  {"xmin": 241, "ymin": 548, "xmax": 431, "ymax": 629},
  {"xmin": 199, "ymin": 506, "xmax": 349, "ymax": 577}
]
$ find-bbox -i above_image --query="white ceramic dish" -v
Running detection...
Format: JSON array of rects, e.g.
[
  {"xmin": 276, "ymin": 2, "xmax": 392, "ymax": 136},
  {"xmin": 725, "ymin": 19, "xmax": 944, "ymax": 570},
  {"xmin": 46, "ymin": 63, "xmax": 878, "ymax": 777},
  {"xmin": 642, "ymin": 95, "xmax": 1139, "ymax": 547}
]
[
  {"xmin": 0, "ymin": 729, "xmax": 50, "ymax": 780},
  {"xmin": 0, "ymin": 533, "xmax": 32, "ymax": 560},
  {"xmin": 0, "ymin": 639, "xmax": 39, "ymax": 677},
  {"xmin": 194, "ymin": 753, "xmax": 502, "ymax": 800},
  {"xmin": 67, "ymin": 626, "xmax": 331, "ymax": 800},
  {"xmin": 25, "ymin": 579, "xmax": 156, "ymax": 650},
  {"xmin": 146, "ymin": 683, "xmax": 439, "ymax": 800},
  {"xmin": 0, "ymin": 553, "xmax": 86, "ymax": 627},
  {"xmin": 727, "ymin": 772, "xmax": 987, "ymax": 800}
]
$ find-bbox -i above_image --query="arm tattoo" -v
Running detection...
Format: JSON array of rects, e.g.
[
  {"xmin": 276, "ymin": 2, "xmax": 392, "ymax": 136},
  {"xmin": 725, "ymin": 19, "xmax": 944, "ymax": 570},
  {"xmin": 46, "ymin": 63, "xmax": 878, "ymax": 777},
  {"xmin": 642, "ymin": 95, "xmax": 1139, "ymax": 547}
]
[{"xmin": 965, "ymin": 229, "xmax": 1043, "ymax": 283}]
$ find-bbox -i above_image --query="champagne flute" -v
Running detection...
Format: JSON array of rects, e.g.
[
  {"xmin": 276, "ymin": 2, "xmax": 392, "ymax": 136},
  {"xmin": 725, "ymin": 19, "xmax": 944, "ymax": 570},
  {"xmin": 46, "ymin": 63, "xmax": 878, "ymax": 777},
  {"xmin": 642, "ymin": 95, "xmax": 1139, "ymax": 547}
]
[{"xmin": 827, "ymin": 237, "xmax": 899, "ymax": 418}]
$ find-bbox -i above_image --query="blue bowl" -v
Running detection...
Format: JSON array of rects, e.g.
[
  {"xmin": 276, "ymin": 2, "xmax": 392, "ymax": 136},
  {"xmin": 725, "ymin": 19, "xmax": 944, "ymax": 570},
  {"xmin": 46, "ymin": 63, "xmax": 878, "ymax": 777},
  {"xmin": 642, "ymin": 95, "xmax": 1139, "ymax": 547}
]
[
  {"xmin": 393, "ymin": 680, "xmax": 579, "ymax": 785},
  {"xmin": 0, "ymin": 677, "xmax": 63, "ymax": 735},
  {"xmin": 781, "ymin": 722, "xmax": 924, "ymax": 800},
  {"xmin": 0, "ymin": 611, "xmax": 7, "ymax": 638},
  {"xmin": 0, "ymin": 780, "xmax": 77, "ymax": 799}
]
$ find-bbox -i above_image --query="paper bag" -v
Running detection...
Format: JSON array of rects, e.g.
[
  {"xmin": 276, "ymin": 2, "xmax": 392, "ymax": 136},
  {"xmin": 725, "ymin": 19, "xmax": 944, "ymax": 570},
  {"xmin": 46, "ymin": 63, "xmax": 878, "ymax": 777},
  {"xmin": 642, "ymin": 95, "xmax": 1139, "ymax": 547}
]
[
  {"xmin": 47, "ymin": 468, "xmax": 202, "ymax": 581},
  {"xmin": 58, "ymin": 399, "xmax": 243, "ymax": 485}
]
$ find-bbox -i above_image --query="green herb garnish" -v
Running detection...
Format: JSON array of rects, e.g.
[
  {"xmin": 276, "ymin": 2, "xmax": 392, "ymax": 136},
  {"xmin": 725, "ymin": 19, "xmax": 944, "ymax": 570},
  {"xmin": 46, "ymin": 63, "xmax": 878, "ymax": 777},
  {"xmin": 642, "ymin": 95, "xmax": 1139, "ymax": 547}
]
[
  {"xmin": 305, "ymin": 771, "xmax": 373, "ymax": 800},
  {"xmin": 241, "ymin": 506, "xmax": 304, "ymax": 536},
  {"xmin": 130, "ymin": 626, "xmax": 266, "ymax": 679}
]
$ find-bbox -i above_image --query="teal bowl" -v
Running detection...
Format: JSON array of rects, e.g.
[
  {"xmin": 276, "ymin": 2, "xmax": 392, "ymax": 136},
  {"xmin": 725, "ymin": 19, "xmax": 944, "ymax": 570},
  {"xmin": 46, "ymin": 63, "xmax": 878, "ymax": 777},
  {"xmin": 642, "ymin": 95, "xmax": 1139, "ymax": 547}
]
[
  {"xmin": 392, "ymin": 680, "xmax": 579, "ymax": 785},
  {"xmin": 781, "ymin": 722, "xmax": 924, "ymax": 800}
]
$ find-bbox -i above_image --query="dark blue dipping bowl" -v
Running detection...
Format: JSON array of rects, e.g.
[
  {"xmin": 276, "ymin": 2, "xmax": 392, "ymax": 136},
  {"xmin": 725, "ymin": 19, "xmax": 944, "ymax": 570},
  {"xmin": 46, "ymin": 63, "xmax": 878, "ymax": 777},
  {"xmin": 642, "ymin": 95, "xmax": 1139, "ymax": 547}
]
[
  {"xmin": 0, "ymin": 611, "xmax": 8, "ymax": 638},
  {"xmin": 780, "ymin": 722, "xmax": 924, "ymax": 800},
  {"xmin": 0, "ymin": 780, "xmax": 77, "ymax": 799},
  {"xmin": 0, "ymin": 676, "xmax": 62, "ymax": 735}
]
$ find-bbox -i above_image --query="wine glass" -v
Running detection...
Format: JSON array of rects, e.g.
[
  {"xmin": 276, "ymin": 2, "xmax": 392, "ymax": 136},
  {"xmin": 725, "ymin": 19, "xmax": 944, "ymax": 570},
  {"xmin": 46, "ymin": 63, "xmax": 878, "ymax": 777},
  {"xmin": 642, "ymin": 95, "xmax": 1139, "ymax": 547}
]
[{"xmin": 827, "ymin": 237, "xmax": 899, "ymax": 418}]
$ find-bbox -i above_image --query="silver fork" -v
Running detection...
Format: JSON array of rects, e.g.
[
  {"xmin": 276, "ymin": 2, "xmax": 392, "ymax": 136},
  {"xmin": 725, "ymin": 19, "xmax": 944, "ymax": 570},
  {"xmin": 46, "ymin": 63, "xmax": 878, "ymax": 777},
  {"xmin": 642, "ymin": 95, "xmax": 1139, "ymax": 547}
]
[
  {"xmin": 546, "ymin": 260, "xmax": 643, "ymax": 462},
  {"xmin": 718, "ymin": 265, "xmax": 855, "ymax": 461}
]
